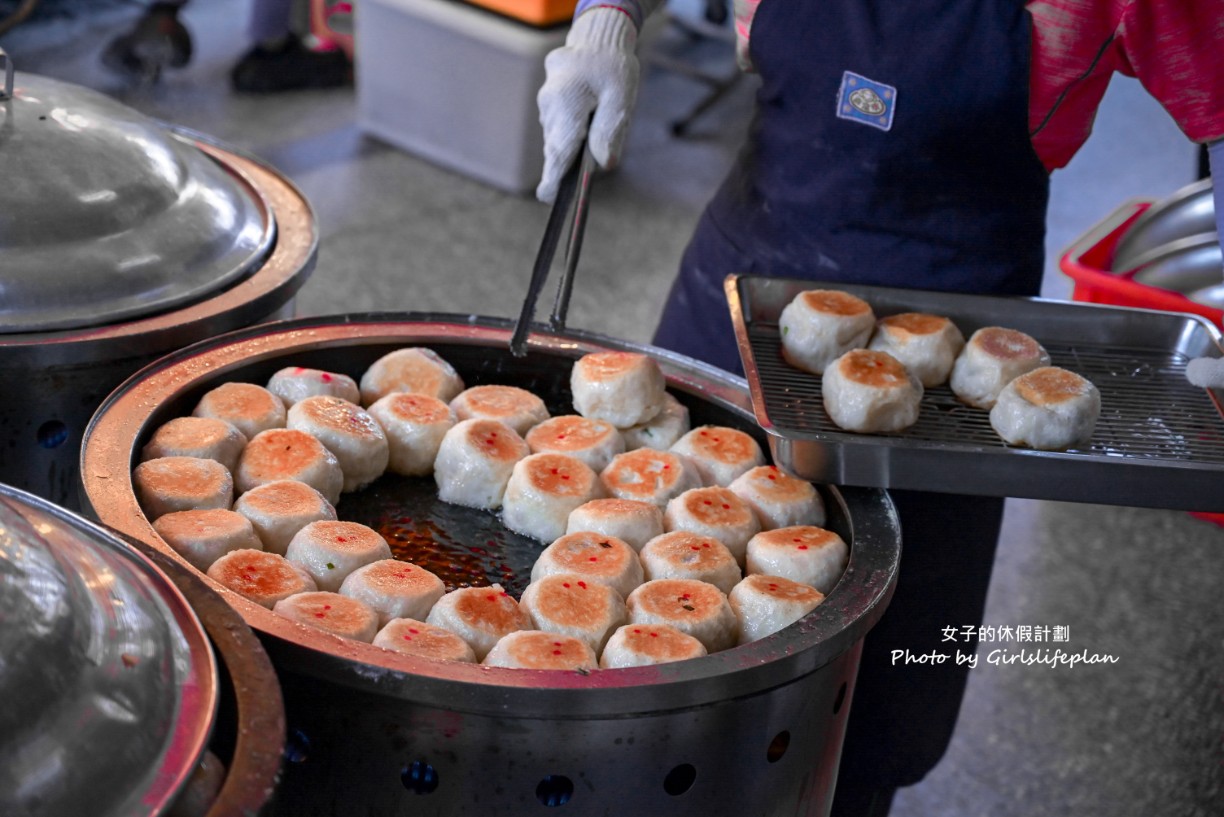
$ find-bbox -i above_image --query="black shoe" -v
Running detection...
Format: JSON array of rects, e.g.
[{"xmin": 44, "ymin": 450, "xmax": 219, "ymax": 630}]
[
  {"xmin": 230, "ymin": 37, "xmax": 352, "ymax": 94},
  {"xmin": 101, "ymin": 2, "xmax": 193, "ymax": 84}
]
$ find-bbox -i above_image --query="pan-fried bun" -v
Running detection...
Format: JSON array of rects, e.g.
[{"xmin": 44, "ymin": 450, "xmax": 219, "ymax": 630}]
[
  {"xmin": 339, "ymin": 559, "xmax": 446, "ymax": 627},
  {"xmin": 425, "ymin": 585, "xmax": 532, "ymax": 661},
  {"xmin": 153, "ymin": 508, "xmax": 262, "ymax": 572},
  {"xmin": 599, "ymin": 623, "xmax": 708, "ymax": 668},
  {"xmin": 779, "ymin": 289, "xmax": 875, "ymax": 375},
  {"xmin": 450, "ymin": 385, "xmax": 550, "ymax": 436},
  {"xmin": 502, "ymin": 453, "xmax": 604, "ymax": 544},
  {"xmin": 192, "ymin": 382, "xmax": 287, "ymax": 441},
  {"xmin": 745, "ymin": 525, "xmax": 849, "ymax": 594},
  {"xmin": 206, "ymin": 548, "xmax": 316, "ymax": 609},
  {"xmin": 373, "ymin": 618, "xmax": 477, "ymax": 663},
  {"xmin": 232, "ymin": 479, "xmax": 337, "ymax": 556},
  {"xmin": 663, "ymin": 486, "xmax": 761, "ymax": 566},
  {"xmin": 730, "ymin": 574, "xmax": 826, "ymax": 645},
  {"xmin": 234, "ymin": 428, "xmax": 344, "ymax": 505},
  {"xmin": 483, "ymin": 631, "xmax": 598, "ymax": 671},
  {"xmin": 639, "ymin": 531, "xmax": 742, "ymax": 595},
  {"xmin": 622, "ymin": 392, "xmax": 691, "ymax": 451},
  {"xmin": 134, "ymin": 456, "xmax": 233, "ymax": 520},
  {"xmin": 950, "ymin": 327, "xmax": 1050, "ymax": 409},
  {"xmin": 728, "ymin": 466, "xmax": 826, "ymax": 530},
  {"xmin": 141, "ymin": 416, "xmax": 247, "ymax": 473},
  {"xmin": 600, "ymin": 448, "xmax": 703, "ymax": 508},
  {"xmin": 520, "ymin": 574, "xmax": 627, "ymax": 654},
  {"xmin": 287, "ymin": 396, "xmax": 389, "ymax": 493},
  {"xmin": 868, "ymin": 312, "xmax": 965, "ymax": 387},
  {"xmin": 822, "ymin": 349, "xmax": 923, "ymax": 433},
  {"xmin": 989, "ymin": 366, "xmax": 1100, "ymax": 450},
  {"xmin": 273, "ymin": 591, "xmax": 380, "ymax": 643},
  {"xmin": 266, "ymin": 366, "xmax": 360, "ymax": 408},
  {"xmin": 367, "ymin": 392, "xmax": 457, "ymax": 477},
  {"xmin": 571, "ymin": 351, "xmax": 667, "ymax": 428},
  {"xmin": 433, "ymin": 419, "xmax": 529, "ymax": 510},
  {"xmin": 530, "ymin": 531, "xmax": 644, "ymax": 600},
  {"xmin": 669, "ymin": 426, "xmax": 766, "ymax": 486},
  {"xmin": 566, "ymin": 498, "xmax": 664, "ymax": 552},
  {"xmin": 527, "ymin": 415, "xmax": 625, "ymax": 472},
  {"xmin": 359, "ymin": 347, "xmax": 465, "ymax": 407},
  {"xmin": 625, "ymin": 579, "xmax": 737, "ymax": 653},
  {"xmin": 284, "ymin": 520, "xmax": 393, "ymax": 592}
]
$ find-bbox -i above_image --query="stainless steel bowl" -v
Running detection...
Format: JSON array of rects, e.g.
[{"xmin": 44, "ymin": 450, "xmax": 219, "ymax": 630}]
[
  {"xmin": 1110, "ymin": 178, "xmax": 1222, "ymax": 310},
  {"xmin": 80, "ymin": 314, "xmax": 901, "ymax": 817}
]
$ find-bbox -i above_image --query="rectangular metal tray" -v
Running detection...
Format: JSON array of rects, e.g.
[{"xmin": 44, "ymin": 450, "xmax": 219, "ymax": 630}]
[{"xmin": 726, "ymin": 274, "xmax": 1224, "ymax": 511}]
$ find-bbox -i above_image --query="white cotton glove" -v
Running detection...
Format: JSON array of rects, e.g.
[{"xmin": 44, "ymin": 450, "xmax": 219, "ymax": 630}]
[{"xmin": 536, "ymin": 8, "xmax": 640, "ymax": 202}]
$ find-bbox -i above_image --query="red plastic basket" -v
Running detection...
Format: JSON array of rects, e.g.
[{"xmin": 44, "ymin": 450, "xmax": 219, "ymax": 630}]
[
  {"xmin": 1060, "ymin": 201, "xmax": 1224, "ymax": 329},
  {"xmin": 1059, "ymin": 202, "xmax": 1224, "ymax": 527}
]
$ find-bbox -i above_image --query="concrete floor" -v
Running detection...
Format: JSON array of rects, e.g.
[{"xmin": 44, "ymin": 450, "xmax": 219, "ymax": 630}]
[{"xmin": 3, "ymin": 1, "xmax": 1222, "ymax": 815}]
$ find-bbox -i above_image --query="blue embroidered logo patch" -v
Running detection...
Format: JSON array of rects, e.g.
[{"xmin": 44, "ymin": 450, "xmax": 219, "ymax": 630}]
[{"xmin": 836, "ymin": 71, "xmax": 896, "ymax": 131}]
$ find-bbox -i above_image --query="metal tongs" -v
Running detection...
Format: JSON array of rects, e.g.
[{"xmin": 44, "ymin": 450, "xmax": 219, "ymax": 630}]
[{"xmin": 509, "ymin": 138, "xmax": 597, "ymax": 357}]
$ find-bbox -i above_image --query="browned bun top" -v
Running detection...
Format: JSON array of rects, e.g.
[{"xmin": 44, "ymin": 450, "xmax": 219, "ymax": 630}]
[
  {"xmin": 737, "ymin": 466, "xmax": 815, "ymax": 502},
  {"xmin": 683, "ymin": 427, "xmax": 760, "ymax": 464},
  {"xmin": 300, "ymin": 521, "xmax": 387, "ymax": 555},
  {"xmin": 632, "ymin": 579, "xmax": 726, "ymax": 620},
  {"xmin": 379, "ymin": 620, "xmax": 472, "ymax": 660},
  {"xmin": 576, "ymin": 351, "xmax": 652, "ymax": 381},
  {"xmin": 137, "ymin": 457, "xmax": 230, "ymax": 493},
  {"xmin": 499, "ymin": 632, "xmax": 594, "ymax": 669},
  {"xmin": 239, "ymin": 479, "xmax": 328, "ymax": 514},
  {"xmin": 1013, "ymin": 367, "xmax": 1093, "ymax": 406},
  {"xmin": 371, "ymin": 349, "xmax": 455, "ymax": 396},
  {"xmin": 674, "ymin": 487, "xmax": 755, "ymax": 527},
  {"xmin": 381, "ymin": 393, "xmax": 452, "ymax": 423},
  {"xmin": 603, "ymin": 449, "xmax": 687, "ymax": 494},
  {"xmin": 879, "ymin": 312, "xmax": 951, "ymax": 337},
  {"xmin": 355, "ymin": 559, "xmax": 440, "ymax": 592},
  {"xmin": 739, "ymin": 574, "xmax": 825, "ymax": 604},
  {"xmin": 973, "ymin": 327, "xmax": 1043, "ymax": 361},
  {"xmin": 752, "ymin": 525, "xmax": 843, "ymax": 552},
  {"xmin": 527, "ymin": 416, "xmax": 616, "ymax": 452},
  {"xmin": 614, "ymin": 624, "xmax": 707, "ymax": 661},
  {"xmin": 208, "ymin": 549, "xmax": 304, "ymax": 597},
  {"xmin": 462, "ymin": 420, "xmax": 528, "ymax": 462},
  {"xmin": 799, "ymin": 289, "xmax": 872, "ymax": 317},
  {"xmin": 526, "ymin": 574, "xmax": 613, "ymax": 629},
  {"xmin": 198, "ymin": 382, "xmax": 281, "ymax": 420},
  {"xmin": 295, "ymin": 396, "xmax": 382, "ymax": 437},
  {"xmin": 452, "ymin": 586, "xmax": 529, "ymax": 634},
  {"xmin": 546, "ymin": 532, "xmax": 637, "ymax": 579},
  {"xmin": 458, "ymin": 385, "xmax": 545, "ymax": 416},
  {"xmin": 282, "ymin": 591, "xmax": 374, "ymax": 629},
  {"xmin": 576, "ymin": 498, "xmax": 660, "ymax": 518},
  {"xmin": 836, "ymin": 349, "xmax": 911, "ymax": 387},
  {"xmin": 147, "ymin": 417, "xmax": 240, "ymax": 450},
  {"xmin": 645, "ymin": 531, "xmax": 734, "ymax": 570},
  {"xmin": 154, "ymin": 508, "xmax": 248, "ymax": 538},
  {"xmin": 519, "ymin": 454, "xmax": 597, "ymax": 497},
  {"xmin": 242, "ymin": 429, "xmax": 333, "ymax": 475}
]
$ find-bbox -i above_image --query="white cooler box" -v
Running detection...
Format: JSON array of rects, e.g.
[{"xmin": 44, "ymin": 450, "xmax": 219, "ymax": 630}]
[{"xmin": 356, "ymin": 0, "xmax": 569, "ymax": 194}]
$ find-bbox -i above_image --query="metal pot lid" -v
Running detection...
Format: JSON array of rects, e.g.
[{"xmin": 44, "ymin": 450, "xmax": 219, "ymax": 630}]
[
  {"xmin": 0, "ymin": 483, "xmax": 218, "ymax": 816},
  {"xmin": 0, "ymin": 61, "xmax": 275, "ymax": 334}
]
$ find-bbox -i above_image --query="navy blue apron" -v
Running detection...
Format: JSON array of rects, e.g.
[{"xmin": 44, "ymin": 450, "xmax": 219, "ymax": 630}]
[
  {"xmin": 653, "ymin": 0, "xmax": 1048, "ymax": 373},
  {"xmin": 650, "ymin": 1, "xmax": 1047, "ymax": 810}
]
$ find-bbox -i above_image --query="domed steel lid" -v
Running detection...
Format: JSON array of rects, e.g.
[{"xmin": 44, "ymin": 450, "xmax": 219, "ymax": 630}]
[
  {"xmin": 0, "ymin": 483, "xmax": 218, "ymax": 816},
  {"xmin": 0, "ymin": 56, "xmax": 275, "ymax": 334}
]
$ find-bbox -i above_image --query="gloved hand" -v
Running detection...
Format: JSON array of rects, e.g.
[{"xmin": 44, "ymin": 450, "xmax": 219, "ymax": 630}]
[{"xmin": 537, "ymin": 7, "xmax": 640, "ymax": 202}]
